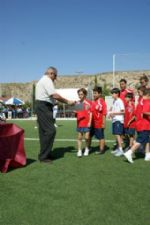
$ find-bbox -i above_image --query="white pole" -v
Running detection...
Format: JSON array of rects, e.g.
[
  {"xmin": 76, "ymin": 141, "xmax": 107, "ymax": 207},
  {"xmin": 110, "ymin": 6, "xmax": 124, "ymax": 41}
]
[{"xmin": 113, "ymin": 54, "xmax": 116, "ymax": 88}]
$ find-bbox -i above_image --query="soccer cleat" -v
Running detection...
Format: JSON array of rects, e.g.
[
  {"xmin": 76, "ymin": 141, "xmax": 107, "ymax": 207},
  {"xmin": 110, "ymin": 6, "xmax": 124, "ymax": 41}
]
[
  {"xmin": 115, "ymin": 149, "xmax": 124, "ymax": 157},
  {"xmin": 77, "ymin": 150, "xmax": 82, "ymax": 157},
  {"xmin": 111, "ymin": 149, "xmax": 120, "ymax": 154},
  {"xmin": 124, "ymin": 150, "xmax": 134, "ymax": 163},
  {"xmin": 84, "ymin": 148, "xmax": 89, "ymax": 156},
  {"xmin": 95, "ymin": 150, "xmax": 105, "ymax": 155},
  {"xmin": 144, "ymin": 153, "xmax": 150, "ymax": 161}
]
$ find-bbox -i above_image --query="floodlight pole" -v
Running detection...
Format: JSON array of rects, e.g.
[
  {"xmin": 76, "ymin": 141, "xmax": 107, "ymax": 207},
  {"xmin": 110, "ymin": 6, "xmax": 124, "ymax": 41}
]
[{"xmin": 113, "ymin": 54, "xmax": 116, "ymax": 88}]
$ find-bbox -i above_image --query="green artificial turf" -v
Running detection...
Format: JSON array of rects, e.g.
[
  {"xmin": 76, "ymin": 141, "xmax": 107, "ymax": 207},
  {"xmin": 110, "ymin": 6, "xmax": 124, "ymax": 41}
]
[{"xmin": 0, "ymin": 120, "xmax": 150, "ymax": 225}]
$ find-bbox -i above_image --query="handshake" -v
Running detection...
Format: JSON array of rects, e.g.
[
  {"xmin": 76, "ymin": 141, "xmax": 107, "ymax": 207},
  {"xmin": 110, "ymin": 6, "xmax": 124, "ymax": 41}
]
[
  {"xmin": 68, "ymin": 102, "xmax": 84, "ymax": 111},
  {"xmin": 67, "ymin": 100, "xmax": 76, "ymax": 106}
]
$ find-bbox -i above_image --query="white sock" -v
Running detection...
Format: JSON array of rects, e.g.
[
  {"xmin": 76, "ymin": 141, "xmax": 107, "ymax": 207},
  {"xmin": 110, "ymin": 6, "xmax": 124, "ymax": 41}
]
[
  {"xmin": 127, "ymin": 149, "xmax": 133, "ymax": 155},
  {"xmin": 119, "ymin": 147, "xmax": 123, "ymax": 152}
]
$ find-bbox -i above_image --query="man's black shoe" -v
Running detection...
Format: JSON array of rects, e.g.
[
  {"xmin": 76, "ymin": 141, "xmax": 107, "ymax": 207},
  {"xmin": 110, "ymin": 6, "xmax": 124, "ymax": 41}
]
[{"xmin": 40, "ymin": 159, "xmax": 53, "ymax": 163}]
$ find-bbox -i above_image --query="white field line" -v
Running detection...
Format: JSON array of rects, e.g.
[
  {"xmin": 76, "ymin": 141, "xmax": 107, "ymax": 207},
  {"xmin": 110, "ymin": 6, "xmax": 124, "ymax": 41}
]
[{"xmin": 25, "ymin": 137, "xmax": 114, "ymax": 143}]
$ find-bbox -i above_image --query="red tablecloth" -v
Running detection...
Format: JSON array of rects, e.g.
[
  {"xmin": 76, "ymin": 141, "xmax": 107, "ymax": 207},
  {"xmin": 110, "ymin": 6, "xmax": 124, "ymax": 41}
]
[{"xmin": 0, "ymin": 123, "xmax": 26, "ymax": 173}]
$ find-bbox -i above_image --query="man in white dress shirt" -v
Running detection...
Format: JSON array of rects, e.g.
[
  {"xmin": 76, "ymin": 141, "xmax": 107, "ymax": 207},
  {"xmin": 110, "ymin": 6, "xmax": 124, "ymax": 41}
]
[{"xmin": 35, "ymin": 66, "xmax": 74, "ymax": 163}]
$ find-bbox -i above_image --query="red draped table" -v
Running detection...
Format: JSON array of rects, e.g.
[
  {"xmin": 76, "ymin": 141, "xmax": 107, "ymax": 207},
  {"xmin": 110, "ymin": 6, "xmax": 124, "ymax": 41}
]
[{"xmin": 0, "ymin": 123, "xmax": 26, "ymax": 173}]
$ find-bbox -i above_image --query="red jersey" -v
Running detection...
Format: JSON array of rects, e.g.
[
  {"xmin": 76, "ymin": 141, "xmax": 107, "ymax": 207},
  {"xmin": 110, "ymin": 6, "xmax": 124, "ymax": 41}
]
[
  {"xmin": 124, "ymin": 102, "xmax": 135, "ymax": 128},
  {"xmin": 76, "ymin": 99, "xmax": 92, "ymax": 128},
  {"xmin": 91, "ymin": 98, "xmax": 107, "ymax": 128},
  {"xmin": 137, "ymin": 96, "xmax": 143, "ymax": 103},
  {"xmin": 120, "ymin": 88, "xmax": 135, "ymax": 106},
  {"xmin": 135, "ymin": 97, "xmax": 143, "ymax": 122},
  {"xmin": 142, "ymin": 99, "xmax": 150, "ymax": 130},
  {"xmin": 135, "ymin": 98, "xmax": 150, "ymax": 131}
]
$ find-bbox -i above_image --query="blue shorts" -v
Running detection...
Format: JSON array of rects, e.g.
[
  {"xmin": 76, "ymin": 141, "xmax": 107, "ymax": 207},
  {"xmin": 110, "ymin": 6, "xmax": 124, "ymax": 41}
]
[
  {"xmin": 90, "ymin": 128, "xmax": 104, "ymax": 140},
  {"xmin": 77, "ymin": 127, "xmax": 90, "ymax": 133},
  {"xmin": 112, "ymin": 121, "xmax": 124, "ymax": 135},
  {"xmin": 136, "ymin": 131, "xmax": 150, "ymax": 144},
  {"xmin": 124, "ymin": 128, "xmax": 135, "ymax": 136}
]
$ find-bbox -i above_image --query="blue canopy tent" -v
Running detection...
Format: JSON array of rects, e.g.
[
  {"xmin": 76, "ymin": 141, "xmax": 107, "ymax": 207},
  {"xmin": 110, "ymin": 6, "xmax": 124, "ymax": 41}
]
[{"xmin": 5, "ymin": 97, "xmax": 24, "ymax": 105}]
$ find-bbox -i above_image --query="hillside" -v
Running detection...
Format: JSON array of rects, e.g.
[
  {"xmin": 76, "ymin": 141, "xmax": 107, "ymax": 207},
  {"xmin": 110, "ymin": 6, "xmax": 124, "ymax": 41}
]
[{"xmin": 0, "ymin": 71, "xmax": 149, "ymax": 102}]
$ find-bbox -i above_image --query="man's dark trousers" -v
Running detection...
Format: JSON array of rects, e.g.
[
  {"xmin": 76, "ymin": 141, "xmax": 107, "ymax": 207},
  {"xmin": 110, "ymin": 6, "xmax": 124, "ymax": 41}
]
[{"xmin": 36, "ymin": 101, "xmax": 56, "ymax": 160}]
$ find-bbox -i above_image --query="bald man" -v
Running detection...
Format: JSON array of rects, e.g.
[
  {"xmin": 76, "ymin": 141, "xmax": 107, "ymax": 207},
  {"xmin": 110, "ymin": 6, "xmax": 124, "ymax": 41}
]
[{"xmin": 35, "ymin": 66, "xmax": 74, "ymax": 163}]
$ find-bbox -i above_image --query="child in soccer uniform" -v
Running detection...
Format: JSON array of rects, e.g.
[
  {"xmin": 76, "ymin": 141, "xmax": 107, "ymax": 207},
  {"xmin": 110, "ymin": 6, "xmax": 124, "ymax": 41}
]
[
  {"xmin": 124, "ymin": 93, "xmax": 136, "ymax": 150},
  {"xmin": 90, "ymin": 86, "xmax": 107, "ymax": 154},
  {"xmin": 75, "ymin": 88, "xmax": 92, "ymax": 157},
  {"xmin": 124, "ymin": 88, "xmax": 150, "ymax": 163},
  {"xmin": 108, "ymin": 88, "xmax": 125, "ymax": 156}
]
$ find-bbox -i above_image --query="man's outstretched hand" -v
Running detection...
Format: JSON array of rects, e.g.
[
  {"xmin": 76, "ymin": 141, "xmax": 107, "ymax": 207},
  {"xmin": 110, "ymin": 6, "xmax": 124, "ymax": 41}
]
[{"xmin": 67, "ymin": 100, "xmax": 76, "ymax": 106}]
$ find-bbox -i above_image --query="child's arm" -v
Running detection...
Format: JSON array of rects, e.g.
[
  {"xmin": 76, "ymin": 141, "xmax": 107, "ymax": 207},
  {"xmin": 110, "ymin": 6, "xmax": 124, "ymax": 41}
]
[
  {"xmin": 102, "ymin": 115, "xmax": 106, "ymax": 128},
  {"xmin": 143, "ymin": 112, "xmax": 150, "ymax": 116},
  {"xmin": 88, "ymin": 112, "xmax": 92, "ymax": 127},
  {"xmin": 127, "ymin": 115, "xmax": 136, "ymax": 127},
  {"xmin": 109, "ymin": 110, "xmax": 124, "ymax": 117}
]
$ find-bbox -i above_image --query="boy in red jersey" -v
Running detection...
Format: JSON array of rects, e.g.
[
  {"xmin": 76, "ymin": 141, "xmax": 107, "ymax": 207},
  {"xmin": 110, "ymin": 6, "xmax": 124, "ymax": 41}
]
[
  {"xmin": 124, "ymin": 93, "xmax": 136, "ymax": 150},
  {"xmin": 75, "ymin": 88, "xmax": 92, "ymax": 157},
  {"xmin": 90, "ymin": 86, "xmax": 107, "ymax": 154},
  {"xmin": 124, "ymin": 88, "xmax": 150, "ymax": 163}
]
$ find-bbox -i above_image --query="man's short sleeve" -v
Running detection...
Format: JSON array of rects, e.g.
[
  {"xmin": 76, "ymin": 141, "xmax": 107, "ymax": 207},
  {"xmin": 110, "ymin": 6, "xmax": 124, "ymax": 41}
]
[{"xmin": 44, "ymin": 78, "xmax": 56, "ymax": 96}]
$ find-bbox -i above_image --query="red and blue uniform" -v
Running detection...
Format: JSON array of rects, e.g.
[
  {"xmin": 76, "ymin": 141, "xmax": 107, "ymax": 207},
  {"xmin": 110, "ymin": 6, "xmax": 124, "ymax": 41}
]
[
  {"xmin": 124, "ymin": 102, "xmax": 135, "ymax": 129},
  {"xmin": 91, "ymin": 98, "xmax": 107, "ymax": 128},
  {"xmin": 76, "ymin": 99, "xmax": 92, "ymax": 128},
  {"xmin": 135, "ymin": 98, "xmax": 150, "ymax": 144}
]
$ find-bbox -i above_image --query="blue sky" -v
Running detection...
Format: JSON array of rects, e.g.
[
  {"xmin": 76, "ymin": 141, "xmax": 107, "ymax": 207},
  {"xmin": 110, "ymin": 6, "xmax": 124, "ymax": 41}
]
[{"xmin": 0, "ymin": 0, "xmax": 150, "ymax": 83}]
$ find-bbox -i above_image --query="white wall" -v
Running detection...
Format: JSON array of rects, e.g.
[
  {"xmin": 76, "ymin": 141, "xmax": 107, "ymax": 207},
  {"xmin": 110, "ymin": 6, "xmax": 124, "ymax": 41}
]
[{"xmin": 56, "ymin": 88, "xmax": 79, "ymax": 101}]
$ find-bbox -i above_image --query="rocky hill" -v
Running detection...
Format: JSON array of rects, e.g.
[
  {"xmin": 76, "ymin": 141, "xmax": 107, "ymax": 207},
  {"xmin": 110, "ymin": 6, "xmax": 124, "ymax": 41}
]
[{"xmin": 0, "ymin": 71, "xmax": 149, "ymax": 102}]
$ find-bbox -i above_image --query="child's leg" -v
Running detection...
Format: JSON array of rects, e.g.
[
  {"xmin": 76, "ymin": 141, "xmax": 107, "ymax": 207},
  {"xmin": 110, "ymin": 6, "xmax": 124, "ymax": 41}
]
[
  {"xmin": 84, "ymin": 132, "xmax": 90, "ymax": 149},
  {"xmin": 124, "ymin": 141, "xmax": 141, "ymax": 163},
  {"xmin": 113, "ymin": 135, "xmax": 124, "ymax": 156},
  {"xmin": 84, "ymin": 132, "xmax": 90, "ymax": 156},
  {"xmin": 88, "ymin": 128, "xmax": 94, "ymax": 150},
  {"xmin": 77, "ymin": 132, "xmax": 83, "ymax": 157},
  {"xmin": 99, "ymin": 139, "xmax": 105, "ymax": 152},
  {"xmin": 124, "ymin": 131, "xmax": 149, "ymax": 163},
  {"xmin": 77, "ymin": 132, "xmax": 83, "ymax": 150},
  {"xmin": 145, "ymin": 142, "xmax": 150, "ymax": 153},
  {"xmin": 144, "ymin": 143, "xmax": 150, "ymax": 161},
  {"xmin": 115, "ymin": 135, "xmax": 123, "ymax": 149},
  {"xmin": 130, "ymin": 142, "xmax": 141, "ymax": 152},
  {"xmin": 129, "ymin": 135, "xmax": 135, "ymax": 147},
  {"xmin": 88, "ymin": 137, "xmax": 92, "ymax": 149}
]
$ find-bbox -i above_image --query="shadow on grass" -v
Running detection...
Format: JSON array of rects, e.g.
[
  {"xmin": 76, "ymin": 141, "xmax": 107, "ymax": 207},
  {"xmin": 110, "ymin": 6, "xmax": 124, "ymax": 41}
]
[
  {"xmin": 26, "ymin": 158, "xmax": 37, "ymax": 166},
  {"xmin": 134, "ymin": 152, "xmax": 145, "ymax": 160},
  {"xmin": 6, "ymin": 158, "xmax": 36, "ymax": 173},
  {"xmin": 52, "ymin": 146, "xmax": 75, "ymax": 160},
  {"xmin": 89, "ymin": 145, "xmax": 110, "ymax": 155},
  {"xmin": 55, "ymin": 124, "xmax": 63, "ymax": 127},
  {"xmin": 123, "ymin": 151, "xmax": 145, "ymax": 164}
]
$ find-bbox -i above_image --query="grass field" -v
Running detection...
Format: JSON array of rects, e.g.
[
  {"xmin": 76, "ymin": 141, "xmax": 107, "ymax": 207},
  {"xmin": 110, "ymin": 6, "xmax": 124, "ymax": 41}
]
[{"xmin": 0, "ymin": 120, "xmax": 150, "ymax": 225}]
